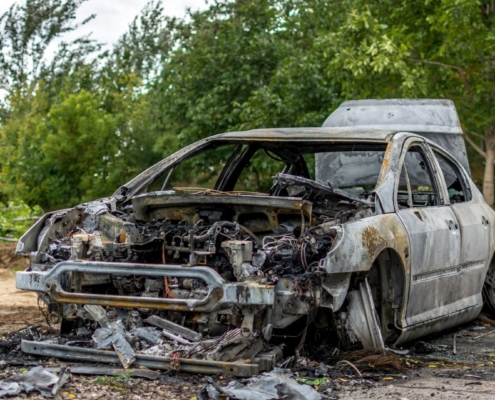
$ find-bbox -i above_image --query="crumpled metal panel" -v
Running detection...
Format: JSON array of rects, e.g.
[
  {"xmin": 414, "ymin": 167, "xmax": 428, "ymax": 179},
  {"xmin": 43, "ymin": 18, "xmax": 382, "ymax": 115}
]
[
  {"xmin": 0, "ymin": 366, "xmax": 69, "ymax": 398},
  {"xmin": 21, "ymin": 340, "xmax": 261, "ymax": 377},
  {"xmin": 201, "ymin": 368, "xmax": 322, "ymax": 400},
  {"xmin": 321, "ymin": 214, "xmax": 409, "ymax": 274},
  {"xmin": 15, "ymin": 214, "xmax": 49, "ymax": 255},
  {"xmin": 320, "ymin": 273, "xmax": 351, "ymax": 311},
  {"xmin": 346, "ymin": 278, "xmax": 385, "ymax": 351}
]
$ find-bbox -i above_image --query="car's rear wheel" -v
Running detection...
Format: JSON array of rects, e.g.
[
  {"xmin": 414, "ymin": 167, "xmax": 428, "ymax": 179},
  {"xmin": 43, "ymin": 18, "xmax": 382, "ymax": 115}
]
[{"xmin": 482, "ymin": 256, "xmax": 495, "ymax": 316}]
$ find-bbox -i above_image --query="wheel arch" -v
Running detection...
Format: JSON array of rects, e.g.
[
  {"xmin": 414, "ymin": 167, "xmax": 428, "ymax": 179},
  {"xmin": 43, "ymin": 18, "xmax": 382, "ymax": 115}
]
[{"xmin": 359, "ymin": 247, "xmax": 407, "ymax": 343}]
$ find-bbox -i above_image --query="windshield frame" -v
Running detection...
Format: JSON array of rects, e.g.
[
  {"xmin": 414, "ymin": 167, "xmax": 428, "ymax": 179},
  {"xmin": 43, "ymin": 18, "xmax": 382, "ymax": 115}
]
[{"xmin": 113, "ymin": 135, "xmax": 391, "ymax": 201}]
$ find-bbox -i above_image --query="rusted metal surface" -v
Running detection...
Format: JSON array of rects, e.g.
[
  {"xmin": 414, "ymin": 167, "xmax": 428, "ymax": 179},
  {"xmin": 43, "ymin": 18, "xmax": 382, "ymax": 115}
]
[
  {"xmin": 145, "ymin": 315, "xmax": 202, "ymax": 342},
  {"xmin": 50, "ymin": 367, "xmax": 161, "ymax": 380},
  {"xmin": 321, "ymin": 214, "xmax": 409, "ymax": 274},
  {"xmin": 21, "ymin": 341, "xmax": 261, "ymax": 377},
  {"xmin": 132, "ymin": 194, "xmax": 310, "ymax": 228},
  {"xmin": 17, "ymin": 261, "xmax": 275, "ymax": 312}
]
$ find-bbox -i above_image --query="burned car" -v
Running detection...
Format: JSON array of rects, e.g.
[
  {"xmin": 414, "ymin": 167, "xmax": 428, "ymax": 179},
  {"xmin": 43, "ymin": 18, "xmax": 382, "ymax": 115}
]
[{"xmin": 14, "ymin": 99, "xmax": 495, "ymax": 376}]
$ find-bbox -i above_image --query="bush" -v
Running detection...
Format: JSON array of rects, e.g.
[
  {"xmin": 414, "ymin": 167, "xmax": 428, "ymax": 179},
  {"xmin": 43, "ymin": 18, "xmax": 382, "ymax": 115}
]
[{"xmin": 0, "ymin": 200, "xmax": 43, "ymax": 241}]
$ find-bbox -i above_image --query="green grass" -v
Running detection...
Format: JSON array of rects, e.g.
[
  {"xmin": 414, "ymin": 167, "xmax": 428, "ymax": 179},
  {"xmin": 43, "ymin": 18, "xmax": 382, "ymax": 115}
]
[{"xmin": 93, "ymin": 371, "xmax": 134, "ymax": 389}]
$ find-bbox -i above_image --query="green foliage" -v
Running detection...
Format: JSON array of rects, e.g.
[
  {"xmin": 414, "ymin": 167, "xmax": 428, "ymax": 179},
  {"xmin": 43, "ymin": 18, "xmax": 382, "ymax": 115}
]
[
  {"xmin": 320, "ymin": 0, "xmax": 495, "ymax": 134},
  {"xmin": 94, "ymin": 371, "xmax": 133, "ymax": 388},
  {"xmin": 0, "ymin": 200, "xmax": 42, "ymax": 240},
  {"xmin": 296, "ymin": 376, "xmax": 327, "ymax": 386},
  {"xmin": 153, "ymin": 0, "xmax": 344, "ymax": 157},
  {"xmin": 0, "ymin": 0, "xmax": 95, "ymax": 93},
  {"xmin": 0, "ymin": 81, "xmax": 159, "ymax": 210},
  {"xmin": 1, "ymin": 0, "xmax": 494, "ymax": 209}
]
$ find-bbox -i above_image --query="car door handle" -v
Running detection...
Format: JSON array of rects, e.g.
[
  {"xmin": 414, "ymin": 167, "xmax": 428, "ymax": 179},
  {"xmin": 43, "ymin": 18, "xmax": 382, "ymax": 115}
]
[
  {"xmin": 413, "ymin": 210, "xmax": 424, "ymax": 221},
  {"xmin": 448, "ymin": 220, "xmax": 458, "ymax": 231}
]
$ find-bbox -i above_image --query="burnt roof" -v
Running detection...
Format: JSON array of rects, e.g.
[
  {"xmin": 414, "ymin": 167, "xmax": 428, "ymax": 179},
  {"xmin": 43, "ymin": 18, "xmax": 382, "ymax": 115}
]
[{"xmin": 217, "ymin": 127, "xmax": 395, "ymax": 141}]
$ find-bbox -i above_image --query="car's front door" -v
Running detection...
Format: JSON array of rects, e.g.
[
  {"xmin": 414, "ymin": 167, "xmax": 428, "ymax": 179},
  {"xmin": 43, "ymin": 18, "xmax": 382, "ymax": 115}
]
[{"xmin": 395, "ymin": 140, "xmax": 462, "ymax": 327}]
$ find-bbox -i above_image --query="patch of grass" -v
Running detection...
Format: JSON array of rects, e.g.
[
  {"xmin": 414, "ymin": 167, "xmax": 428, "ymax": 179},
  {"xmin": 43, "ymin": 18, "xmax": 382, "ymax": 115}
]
[
  {"xmin": 94, "ymin": 375, "xmax": 111, "ymax": 385},
  {"xmin": 93, "ymin": 371, "xmax": 134, "ymax": 389}
]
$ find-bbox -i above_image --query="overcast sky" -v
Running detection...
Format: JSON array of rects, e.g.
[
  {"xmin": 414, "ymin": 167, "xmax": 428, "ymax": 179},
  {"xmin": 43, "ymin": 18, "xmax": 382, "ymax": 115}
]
[{"xmin": 0, "ymin": 0, "xmax": 208, "ymax": 53}]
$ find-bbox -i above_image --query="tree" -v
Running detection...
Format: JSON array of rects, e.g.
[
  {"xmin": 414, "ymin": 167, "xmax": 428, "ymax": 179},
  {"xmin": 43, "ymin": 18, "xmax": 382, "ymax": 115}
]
[
  {"xmin": 0, "ymin": 0, "xmax": 161, "ymax": 210},
  {"xmin": 148, "ymin": 0, "xmax": 345, "ymax": 189},
  {"xmin": 1, "ymin": 83, "xmax": 158, "ymax": 210},
  {"xmin": 318, "ymin": 0, "xmax": 495, "ymax": 205},
  {"xmin": 104, "ymin": 0, "xmax": 173, "ymax": 82},
  {"xmin": 3, "ymin": 0, "xmax": 492, "ymax": 209},
  {"xmin": 0, "ymin": 0, "xmax": 95, "ymax": 95}
]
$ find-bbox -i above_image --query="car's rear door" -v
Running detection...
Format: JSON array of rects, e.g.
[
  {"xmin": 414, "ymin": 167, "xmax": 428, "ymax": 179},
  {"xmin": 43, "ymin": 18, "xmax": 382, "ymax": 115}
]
[
  {"xmin": 430, "ymin": 147, "xmax": 489, "ymax": 313},
  {"xmin": 395, "ymin": 139, "xmax": 462, "ymax": 327}
]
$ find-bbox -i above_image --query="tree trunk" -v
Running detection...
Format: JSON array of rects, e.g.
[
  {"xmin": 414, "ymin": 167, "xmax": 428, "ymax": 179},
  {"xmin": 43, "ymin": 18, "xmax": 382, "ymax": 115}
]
[{"xmin": 483, "ymin": 129, "xmax": 495, "ymax": 207}]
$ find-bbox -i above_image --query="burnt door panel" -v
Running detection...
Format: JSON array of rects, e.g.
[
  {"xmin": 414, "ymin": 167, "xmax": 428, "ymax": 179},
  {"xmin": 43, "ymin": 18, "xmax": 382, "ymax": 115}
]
[
  {"xmin": 395, "ymin": 143, "xmax": 462, "ymax": 327},
  {"xmin": 451, "ymin": 203, "xmax": 488, "ymax": 308},
  {"xmin": 433, "ymin": 150, "xmax": 489, "ymax": 312},
  {"xmin": 399, "ymin": 207, "xmax": 462, "ymax": 326}
]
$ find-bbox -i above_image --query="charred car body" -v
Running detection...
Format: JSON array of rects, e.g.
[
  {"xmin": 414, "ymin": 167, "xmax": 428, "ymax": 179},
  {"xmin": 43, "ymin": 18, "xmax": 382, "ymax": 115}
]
[{"xmin": 15, "ymin": 99, "xmax": 495, "ymax": 376}]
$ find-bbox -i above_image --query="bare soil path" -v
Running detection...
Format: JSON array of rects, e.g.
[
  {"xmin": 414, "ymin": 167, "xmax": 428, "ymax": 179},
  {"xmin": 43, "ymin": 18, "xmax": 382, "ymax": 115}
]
[{"xmin": 0, "ymin": 244, "xmax": 44, "ymax": 335}]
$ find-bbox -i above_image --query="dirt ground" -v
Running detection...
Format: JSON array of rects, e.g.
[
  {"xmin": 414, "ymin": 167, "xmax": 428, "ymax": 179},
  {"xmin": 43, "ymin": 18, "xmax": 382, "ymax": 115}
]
[
  {"xmin": 3, "ymin": 243, "xmax": 495, "ymax": 399},
  {"xmin": 0, "ymin": 244, "xmax": 45, "ymax": 335}
]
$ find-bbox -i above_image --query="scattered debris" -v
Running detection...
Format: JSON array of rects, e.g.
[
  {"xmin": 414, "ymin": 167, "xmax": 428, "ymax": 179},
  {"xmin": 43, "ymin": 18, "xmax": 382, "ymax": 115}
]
[
  {"xmin": 145, "ymin": 315, "xmax": 202, "ymax": 342},
  {"xmin": 339, "ymin": 350, "xmax": 408, "ymax": 373},
  {"xmin": 21, "ymin": 339, "xmax": 260, "ymax": 377},
  {"xmin": 336, "ymin": 359, "xmax": 362, "ymax": 376},
  {"xmin": 473, "ymin": 329, "xmax": 495, "ymax": 340},
  {"xmin": 0, "ymin": 366, "xmax": 69, "ymax": 397},
  {"xmin": 48, "ymin": 366, "xmax": 160, "ymax": 380},
  {"xmin": 476, "ymin": 314, "xmax": 495, "ymax": 326},
  {"xmin": 414, "ymin": 341, "xmax": 436, "ymax": 355},
  {"xmin": 199, "ymin": 368, "xmax": 322, "ymax": 400},
  {"xmin": 85, "ymin": 305, "xmax": 136, "ymax": 368}
]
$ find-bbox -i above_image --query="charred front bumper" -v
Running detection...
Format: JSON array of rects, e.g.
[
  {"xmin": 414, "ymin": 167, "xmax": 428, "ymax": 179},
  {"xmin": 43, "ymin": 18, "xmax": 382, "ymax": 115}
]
[
  {"xmin": 16, "ymin": 261, "xmax": 291, "ymax": 376},
  {"xmin": 16, "ymin": 261, "xmax": 275, "ymax": 312}
]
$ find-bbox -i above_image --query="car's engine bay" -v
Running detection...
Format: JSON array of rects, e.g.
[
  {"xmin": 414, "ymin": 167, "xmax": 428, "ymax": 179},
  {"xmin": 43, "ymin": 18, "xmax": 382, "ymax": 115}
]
[{"xmin": 16, "ymin": 173, "xmax": 377, "ymax": 372}]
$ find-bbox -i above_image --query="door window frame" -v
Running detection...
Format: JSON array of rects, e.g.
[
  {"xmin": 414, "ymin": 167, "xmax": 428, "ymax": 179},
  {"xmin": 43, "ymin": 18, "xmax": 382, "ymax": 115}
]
[
  {"xmin": 394, "ymin": 138, "xmax": 448, "ymax": 211},
  {"xmin": 428, "ymin": 145, "xmax": 473, "ymax": 205}
]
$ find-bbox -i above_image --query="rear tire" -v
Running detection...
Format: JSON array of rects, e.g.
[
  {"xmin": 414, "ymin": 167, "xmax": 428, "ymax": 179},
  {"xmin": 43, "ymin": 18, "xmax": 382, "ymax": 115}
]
[{"xmin": 482, "ymin": 257, "xmax": 495, "ymax": 316}]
